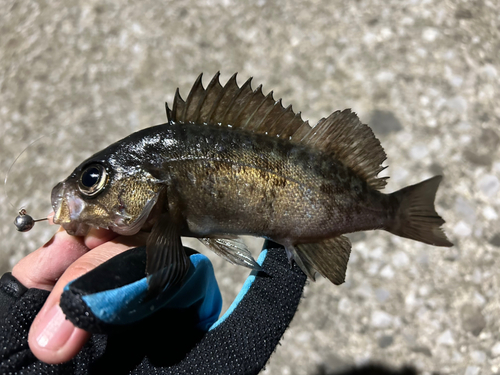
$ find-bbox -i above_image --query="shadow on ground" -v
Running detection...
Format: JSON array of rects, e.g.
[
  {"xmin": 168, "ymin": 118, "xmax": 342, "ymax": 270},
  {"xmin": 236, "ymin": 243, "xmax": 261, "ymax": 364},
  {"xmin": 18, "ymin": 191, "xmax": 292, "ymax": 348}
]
[{"xmin": 315, "ymin": 363, "xmax": 418, "ymax": 375}]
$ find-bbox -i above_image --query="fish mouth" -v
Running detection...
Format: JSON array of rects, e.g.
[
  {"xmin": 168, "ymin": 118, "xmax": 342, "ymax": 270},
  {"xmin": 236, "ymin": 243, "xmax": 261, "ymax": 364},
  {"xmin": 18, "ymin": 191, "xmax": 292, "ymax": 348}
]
[
  {"xmin": 51, "ymin": 181, "xmax": 91, "ymax": 236},
  {"xmin": 61, "ymin": 221, "xmax": 91, "ymax": 236}
]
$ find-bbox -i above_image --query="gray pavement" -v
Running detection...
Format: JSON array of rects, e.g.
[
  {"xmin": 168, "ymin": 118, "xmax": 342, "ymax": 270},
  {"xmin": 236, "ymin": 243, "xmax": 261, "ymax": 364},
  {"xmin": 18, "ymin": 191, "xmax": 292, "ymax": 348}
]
[{"xmin": 1, "ymin": 1, "xmax": 499, "ymax": 374}]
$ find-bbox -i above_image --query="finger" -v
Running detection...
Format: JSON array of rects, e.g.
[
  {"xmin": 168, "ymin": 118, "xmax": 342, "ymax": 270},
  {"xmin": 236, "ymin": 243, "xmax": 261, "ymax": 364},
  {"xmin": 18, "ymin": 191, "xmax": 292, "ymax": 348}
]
[
  {"xmin": 29, "ymin": 233, "xmax": 148, "ymax": 364},
  {"xmin": 12, "ymin": 227, "xmax": 87, "ymax": 290},
  {"xmin": 84, "ymin": 227, "xmax": 118, "ymax": 250},
  {"xmin": 12, "ymin": 226, "xmax": 118, "ymax": 291}
]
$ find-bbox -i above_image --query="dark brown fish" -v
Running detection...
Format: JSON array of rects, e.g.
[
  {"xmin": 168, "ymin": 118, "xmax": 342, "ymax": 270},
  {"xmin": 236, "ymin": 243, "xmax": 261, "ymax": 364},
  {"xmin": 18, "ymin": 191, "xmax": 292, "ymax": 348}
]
[{"xmin": 51, "ymin": 73, "xmax": 452, "ymax": 298}]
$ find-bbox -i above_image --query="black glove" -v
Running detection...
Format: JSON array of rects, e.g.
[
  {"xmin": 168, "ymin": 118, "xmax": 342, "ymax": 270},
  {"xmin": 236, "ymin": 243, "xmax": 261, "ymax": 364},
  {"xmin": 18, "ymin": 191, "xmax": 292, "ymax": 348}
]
[{"xmin": 0, "ymin": 241, "xmax": 307, "ymax": 374}]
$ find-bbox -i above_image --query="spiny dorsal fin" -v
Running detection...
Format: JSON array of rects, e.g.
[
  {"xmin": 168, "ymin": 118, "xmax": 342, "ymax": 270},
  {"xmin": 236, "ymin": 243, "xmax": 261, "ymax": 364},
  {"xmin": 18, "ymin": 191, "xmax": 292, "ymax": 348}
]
[
  {"xmin": 167, "ymin": 74, "xmax": 387, "ymax": 189},
  {"xmin": 183, "ymin": 73, "xmax": 208, "ymax": 122},
  {"xmin": 167, "ymin": 72, "xmax": 308, "ymax": 139},
  {"xmin": 293, "ymin": 109, "xmax": 388, "ymax": 190},
  {"xmin": 171, "ymin": 88, "xmax": 186, "ymax": 123},
  {"xmin": 165, "ymin": 103, "xmax": 172, "ymax": 121}
]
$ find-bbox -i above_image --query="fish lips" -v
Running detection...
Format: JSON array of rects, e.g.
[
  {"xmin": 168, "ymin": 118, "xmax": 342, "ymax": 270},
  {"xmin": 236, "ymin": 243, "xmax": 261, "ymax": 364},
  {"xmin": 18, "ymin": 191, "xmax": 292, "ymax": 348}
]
[
  {"xmin": 51, "ymin": 181, "xmax": 91, "ymax": 236},
  {"xmin": 61, "ymin": 221, "xmax": 91, "ymax": 237}
]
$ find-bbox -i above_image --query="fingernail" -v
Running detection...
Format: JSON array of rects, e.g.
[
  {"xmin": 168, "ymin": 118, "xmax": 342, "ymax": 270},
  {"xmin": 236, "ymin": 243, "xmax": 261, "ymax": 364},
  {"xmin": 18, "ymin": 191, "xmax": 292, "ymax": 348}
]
[{"xmin": 36, "ymin": 304, "xmax": 75, "ymax": 349}]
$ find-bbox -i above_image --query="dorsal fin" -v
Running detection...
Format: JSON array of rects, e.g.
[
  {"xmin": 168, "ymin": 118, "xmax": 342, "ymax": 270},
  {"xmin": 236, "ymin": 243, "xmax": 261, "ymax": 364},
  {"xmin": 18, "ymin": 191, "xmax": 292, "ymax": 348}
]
[
  {"xmin": 166, "ymin": 72, "xmax": 308, "ymax": 139},
  {"xmin": 170, "ymin": 88, "xmax": 186, "ymax": 122},
  {"xmin": 166, "ymin": 74, "xmax": 388, "ymax": 190},
  {"xmin": 293, "ymin": 109, "xmax": 388, "ymax": 190}
]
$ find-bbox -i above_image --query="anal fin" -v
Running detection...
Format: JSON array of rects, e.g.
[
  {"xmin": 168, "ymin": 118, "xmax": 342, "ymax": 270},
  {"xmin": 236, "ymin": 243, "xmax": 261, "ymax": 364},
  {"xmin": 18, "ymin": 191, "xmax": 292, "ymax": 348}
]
[
  {"xmin": 285, "ymin": 245, "xmax": 317, "ymax": 281},
  {"xmin": 199, "ymin": 237, "xmax": 262, "ymax": 271},
  {"xmin": 294, "ymin": 236, "xmax": 352, "ymax": 285},
  {"xmin": 145, "ymin": 213, "xmax": 191, "ymax": 300}
]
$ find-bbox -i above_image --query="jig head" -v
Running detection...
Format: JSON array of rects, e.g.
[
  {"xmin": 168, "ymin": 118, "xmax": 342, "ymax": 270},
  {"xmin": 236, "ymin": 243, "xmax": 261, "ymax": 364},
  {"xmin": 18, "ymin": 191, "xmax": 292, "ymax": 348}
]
[{"xmin": 14, "ymin": 209, "xmax": 48, "ymax": 232}]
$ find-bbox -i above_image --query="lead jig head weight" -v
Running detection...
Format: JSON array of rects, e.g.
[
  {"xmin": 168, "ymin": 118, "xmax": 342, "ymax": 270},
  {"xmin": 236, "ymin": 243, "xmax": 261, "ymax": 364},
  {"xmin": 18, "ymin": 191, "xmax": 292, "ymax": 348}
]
[{"xmin": 14, "ymin": 209, "xmax": 48, "ymax": 232}]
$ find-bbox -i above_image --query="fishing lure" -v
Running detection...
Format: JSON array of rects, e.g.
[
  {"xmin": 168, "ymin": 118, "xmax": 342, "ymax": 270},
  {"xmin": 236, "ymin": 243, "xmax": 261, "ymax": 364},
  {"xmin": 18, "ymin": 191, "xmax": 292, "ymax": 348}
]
[{"xmin": 14, "ymin": 209, "xmax": 48, "ymax": 232}]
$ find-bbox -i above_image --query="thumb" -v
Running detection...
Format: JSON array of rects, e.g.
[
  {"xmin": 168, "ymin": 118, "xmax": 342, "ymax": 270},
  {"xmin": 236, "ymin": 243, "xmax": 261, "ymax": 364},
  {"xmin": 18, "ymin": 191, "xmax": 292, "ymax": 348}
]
[{"xmin": 28, "ymin": 233, "xmax": 148, "ymax": 364}]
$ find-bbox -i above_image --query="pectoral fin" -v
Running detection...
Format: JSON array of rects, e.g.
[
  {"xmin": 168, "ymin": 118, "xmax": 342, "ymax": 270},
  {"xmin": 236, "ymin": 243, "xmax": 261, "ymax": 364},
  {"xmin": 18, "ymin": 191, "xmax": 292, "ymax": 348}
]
[
  {"xmin": 145, "ymin": 213, "xmax": 190, "ymax": 299},
  {"xmin": 199, "ymin": 237, "xmax": 262, "ymax": 271},
  {"xmin": 295, "ymin": 236, "xmax": 352, "ymax": 285}
]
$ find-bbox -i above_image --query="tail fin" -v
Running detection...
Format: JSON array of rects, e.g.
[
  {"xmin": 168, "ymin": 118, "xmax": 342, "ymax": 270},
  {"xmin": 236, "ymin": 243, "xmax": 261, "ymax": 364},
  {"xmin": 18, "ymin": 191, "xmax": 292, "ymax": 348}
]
[{"xmin": 387, "ymin": 176, "xmax": 453, "ymax": 247}]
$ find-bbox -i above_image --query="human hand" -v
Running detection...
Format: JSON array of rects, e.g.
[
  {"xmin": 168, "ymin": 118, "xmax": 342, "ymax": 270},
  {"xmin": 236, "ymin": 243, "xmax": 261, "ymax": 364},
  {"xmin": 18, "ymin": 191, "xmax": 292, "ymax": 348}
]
[
  {"xmin": 2, "ymin": 224, "xmax": 307, "ymax": 374},
  {"xmin": 11, "ymin": 224, "xmax": 148, "ymax": 364}
]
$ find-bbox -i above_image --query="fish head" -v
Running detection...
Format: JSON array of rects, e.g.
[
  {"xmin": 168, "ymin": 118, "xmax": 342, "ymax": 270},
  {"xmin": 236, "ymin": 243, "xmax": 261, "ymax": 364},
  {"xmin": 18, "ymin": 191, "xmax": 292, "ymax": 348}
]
[{"xmin": 51, "ymin": 155, "xmax": 163, "ymax": 237}]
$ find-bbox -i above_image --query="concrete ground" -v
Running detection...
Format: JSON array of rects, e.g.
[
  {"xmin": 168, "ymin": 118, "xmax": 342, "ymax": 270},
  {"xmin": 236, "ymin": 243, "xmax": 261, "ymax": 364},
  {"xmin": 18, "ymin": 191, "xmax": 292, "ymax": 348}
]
[{"xmin": 1, "ymin": 1, "xmax": 499, "ymax": 374}]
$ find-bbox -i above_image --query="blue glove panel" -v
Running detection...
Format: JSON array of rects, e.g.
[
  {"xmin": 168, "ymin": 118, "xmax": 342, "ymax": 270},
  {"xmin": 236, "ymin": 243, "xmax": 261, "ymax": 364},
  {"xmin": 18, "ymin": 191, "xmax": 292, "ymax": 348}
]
[
  {"xmin": 60, "ymin": 247, "xmax": 223, "ymax": 333},
  {"xmin": 65, "ymin": 253, "xmax": 222, "ymax": 331}
]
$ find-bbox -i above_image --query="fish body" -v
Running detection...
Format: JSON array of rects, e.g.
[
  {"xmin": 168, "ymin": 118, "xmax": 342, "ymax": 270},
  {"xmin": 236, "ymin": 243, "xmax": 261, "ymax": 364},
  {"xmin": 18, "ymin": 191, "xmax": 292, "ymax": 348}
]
[
  {"xmin": 150, "ymin": 122, "xmax": 389, "ymax": 240},
  {"xmin": 52, "ymin": 73, "xmax": 452, "ymax": 297}
]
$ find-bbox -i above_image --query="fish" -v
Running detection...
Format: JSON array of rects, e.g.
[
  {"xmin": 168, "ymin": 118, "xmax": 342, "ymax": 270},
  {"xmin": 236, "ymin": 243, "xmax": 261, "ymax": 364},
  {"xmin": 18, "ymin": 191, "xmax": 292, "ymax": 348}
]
[{"xmin": 51, "ymin": 72, "xmax": 453, "ymax": 298}]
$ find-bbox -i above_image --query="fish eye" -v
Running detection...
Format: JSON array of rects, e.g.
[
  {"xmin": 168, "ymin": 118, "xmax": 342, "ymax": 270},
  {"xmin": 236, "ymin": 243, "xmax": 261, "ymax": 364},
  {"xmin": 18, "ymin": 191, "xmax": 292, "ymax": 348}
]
[{"xmin": 78, "ymin": 164, "xmax": 108, "ymax": 197}]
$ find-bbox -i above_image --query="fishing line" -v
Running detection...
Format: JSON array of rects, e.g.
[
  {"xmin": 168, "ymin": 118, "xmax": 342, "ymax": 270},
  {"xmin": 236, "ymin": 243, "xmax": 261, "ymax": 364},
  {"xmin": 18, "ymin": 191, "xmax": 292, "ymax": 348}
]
[{"xmin": 4, "ymin": 133, "xmax": 53, "ymax": 232}]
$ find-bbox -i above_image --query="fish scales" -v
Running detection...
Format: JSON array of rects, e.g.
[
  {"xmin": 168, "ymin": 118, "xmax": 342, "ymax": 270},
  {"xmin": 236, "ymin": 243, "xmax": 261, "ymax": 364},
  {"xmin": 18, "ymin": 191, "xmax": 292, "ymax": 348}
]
[
  {"xmin": 165, "ymin": 123, "xmax": 388, "ymax": 240},
  {"xmin": 105, "ymin": 121, "xmax": 388, "ymax": 242},
  {"xmin": 51, "ymin": 73, "xmax": 452, "ymax": 298}
]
